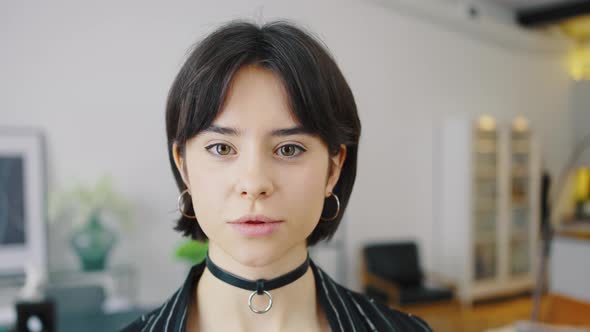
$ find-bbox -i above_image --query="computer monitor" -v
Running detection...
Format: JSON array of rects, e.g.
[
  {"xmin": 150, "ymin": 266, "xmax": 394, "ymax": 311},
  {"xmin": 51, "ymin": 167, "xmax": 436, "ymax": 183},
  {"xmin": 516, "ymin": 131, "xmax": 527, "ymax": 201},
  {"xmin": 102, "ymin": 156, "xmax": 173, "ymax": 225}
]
[{"xmin": 0, "ymin": 127, "xmax": 47, "ymax": 279}]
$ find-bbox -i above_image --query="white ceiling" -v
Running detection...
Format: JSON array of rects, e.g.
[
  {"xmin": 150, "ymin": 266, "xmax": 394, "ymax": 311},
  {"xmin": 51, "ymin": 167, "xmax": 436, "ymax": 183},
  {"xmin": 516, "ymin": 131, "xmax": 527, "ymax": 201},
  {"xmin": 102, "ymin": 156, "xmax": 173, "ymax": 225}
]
[{"xmin": 488, "ymin": 0, "xmax": 575, "ymax": 10}]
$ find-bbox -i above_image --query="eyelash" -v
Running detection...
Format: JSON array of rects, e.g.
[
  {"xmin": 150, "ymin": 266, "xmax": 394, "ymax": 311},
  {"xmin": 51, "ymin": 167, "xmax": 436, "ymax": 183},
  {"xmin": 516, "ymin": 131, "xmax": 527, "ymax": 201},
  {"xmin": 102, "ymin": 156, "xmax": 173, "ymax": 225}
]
[{"xmin": 204, "ymin": 143, "xmax": 307, "ymax": 159}]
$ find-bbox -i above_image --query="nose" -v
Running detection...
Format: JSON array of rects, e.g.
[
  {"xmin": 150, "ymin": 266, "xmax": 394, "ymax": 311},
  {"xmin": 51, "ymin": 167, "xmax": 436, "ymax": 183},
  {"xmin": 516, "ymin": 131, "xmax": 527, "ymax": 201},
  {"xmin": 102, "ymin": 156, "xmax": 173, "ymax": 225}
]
[{"xmin": 236, "ymin": 150, "xmax": 274, "ymax": 201}]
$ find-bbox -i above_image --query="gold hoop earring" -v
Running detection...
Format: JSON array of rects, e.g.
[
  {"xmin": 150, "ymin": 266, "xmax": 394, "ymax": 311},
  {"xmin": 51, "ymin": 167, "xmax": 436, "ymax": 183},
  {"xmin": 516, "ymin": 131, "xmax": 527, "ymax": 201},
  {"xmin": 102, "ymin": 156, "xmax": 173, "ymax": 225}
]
[
  {"xmin": 178, "ymin": 189, "xmax": 197, "ymax": 219},
  {"xmin": 320, "ymin": 192, "xmax": 340, "ymax": 221}
]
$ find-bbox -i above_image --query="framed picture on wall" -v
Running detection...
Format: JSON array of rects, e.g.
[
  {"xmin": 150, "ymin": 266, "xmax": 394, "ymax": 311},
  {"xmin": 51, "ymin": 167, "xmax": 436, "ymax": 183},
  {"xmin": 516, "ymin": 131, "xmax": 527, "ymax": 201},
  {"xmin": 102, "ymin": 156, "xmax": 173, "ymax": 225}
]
[{"xmin": 0, "ymin": 127, "xmax": 47, "ymax": 278}]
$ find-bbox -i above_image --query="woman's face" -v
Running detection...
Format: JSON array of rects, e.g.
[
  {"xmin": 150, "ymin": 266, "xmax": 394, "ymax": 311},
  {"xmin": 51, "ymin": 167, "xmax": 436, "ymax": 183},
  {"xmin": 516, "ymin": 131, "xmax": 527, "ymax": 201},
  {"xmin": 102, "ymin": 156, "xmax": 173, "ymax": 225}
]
[{"xmin": 173, "ymin": 65, "xmax": 346, "ymax": 267}]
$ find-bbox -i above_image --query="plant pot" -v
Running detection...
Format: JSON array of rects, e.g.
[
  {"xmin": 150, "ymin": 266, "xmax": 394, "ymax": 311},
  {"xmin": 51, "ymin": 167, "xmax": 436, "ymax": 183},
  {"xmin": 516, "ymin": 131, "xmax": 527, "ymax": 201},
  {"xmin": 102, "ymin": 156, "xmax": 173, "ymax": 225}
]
[{"xmin": 70, "ymin": 211, "xmax": 117, "ymax": 271}]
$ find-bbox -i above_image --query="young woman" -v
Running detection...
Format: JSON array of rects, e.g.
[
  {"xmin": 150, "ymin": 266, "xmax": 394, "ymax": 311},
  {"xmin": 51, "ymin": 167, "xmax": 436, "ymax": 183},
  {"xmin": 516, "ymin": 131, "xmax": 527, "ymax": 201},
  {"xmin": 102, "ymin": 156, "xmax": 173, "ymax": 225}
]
[{"xmin": 122, "ymin": 20, "xmax": 432, "ymax": 332}]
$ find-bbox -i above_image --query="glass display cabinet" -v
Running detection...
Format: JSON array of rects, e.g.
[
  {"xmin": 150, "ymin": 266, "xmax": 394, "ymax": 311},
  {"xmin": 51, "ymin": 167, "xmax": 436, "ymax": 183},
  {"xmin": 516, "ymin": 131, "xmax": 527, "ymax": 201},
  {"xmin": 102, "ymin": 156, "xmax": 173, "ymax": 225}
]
[{"xmin": 436, "ymin": 114, "xmax": 540, "ymax": 305}]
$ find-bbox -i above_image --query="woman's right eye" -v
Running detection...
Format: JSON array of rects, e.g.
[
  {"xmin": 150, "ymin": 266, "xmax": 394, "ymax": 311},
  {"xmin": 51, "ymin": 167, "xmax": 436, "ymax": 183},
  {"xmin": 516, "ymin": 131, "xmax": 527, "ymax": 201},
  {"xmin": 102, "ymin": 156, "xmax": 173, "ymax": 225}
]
[{"xmin": 205, "ymin": 143, "xmax": 235, "ymax": 156}]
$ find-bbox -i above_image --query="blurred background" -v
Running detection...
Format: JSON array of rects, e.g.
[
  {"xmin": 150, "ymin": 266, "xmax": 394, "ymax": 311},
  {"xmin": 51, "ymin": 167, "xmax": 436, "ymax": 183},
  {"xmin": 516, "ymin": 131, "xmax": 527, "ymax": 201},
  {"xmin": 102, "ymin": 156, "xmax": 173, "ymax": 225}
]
[{"xmin": 1, "ymin": 0, "xmax": 590, "ymax": 331}]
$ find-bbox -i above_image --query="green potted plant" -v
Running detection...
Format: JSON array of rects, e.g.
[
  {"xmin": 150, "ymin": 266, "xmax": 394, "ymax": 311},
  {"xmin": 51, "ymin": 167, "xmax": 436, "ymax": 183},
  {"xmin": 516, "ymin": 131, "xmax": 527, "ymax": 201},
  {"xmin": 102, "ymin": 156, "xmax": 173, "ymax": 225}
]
[
  {"xmin": 175, "ymin": 239, "xmax": 208, "ymax": 266},
  {"xmin": 48, "ymin": 174, "xmax": 133, "ymax": 271}
]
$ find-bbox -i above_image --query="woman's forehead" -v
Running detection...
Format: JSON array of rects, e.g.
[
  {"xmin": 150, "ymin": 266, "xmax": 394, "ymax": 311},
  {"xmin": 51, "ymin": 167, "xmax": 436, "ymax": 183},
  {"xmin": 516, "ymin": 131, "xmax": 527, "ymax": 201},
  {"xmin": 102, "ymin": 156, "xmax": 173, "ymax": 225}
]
[
  {"xmin": 201, "ymin": 65, "xmax": 308, "ymax": 137},
  {"xmin": 220, "ymin": 66, "xmax": 292, "ymax": 114}
]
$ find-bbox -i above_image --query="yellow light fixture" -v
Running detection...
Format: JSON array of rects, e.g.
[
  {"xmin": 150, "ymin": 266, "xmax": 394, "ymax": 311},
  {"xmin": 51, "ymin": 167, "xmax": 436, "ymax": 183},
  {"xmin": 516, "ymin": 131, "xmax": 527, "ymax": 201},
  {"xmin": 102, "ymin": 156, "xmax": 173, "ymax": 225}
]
[
  {"xmin": 566, "ymin": 42, "xmax": 590, "ymax": 81},
  {"xmin": 573, "ymin": 167, "xmax": 590, "ymax": 202},
  {"xmin": 561, "ymin": 15, "xmax": 590, "ymax": 81},
  {"xmin": 512, "ymin": 116, "xmax": 529, "ymax": 132},
  {"xmin": 477, "ymin": 115, "xmax": 496, "ymax": 131},
  {"xmin": 560, "ymin": 15, "xmax": 590, "ymax": 40}
]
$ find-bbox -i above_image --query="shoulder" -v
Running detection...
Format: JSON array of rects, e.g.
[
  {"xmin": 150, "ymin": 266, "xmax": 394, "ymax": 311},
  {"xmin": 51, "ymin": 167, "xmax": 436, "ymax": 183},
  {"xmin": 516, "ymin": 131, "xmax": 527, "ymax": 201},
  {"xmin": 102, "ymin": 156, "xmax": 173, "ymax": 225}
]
[
  {"xmin": 348, "ymin": 287, "xmax": 432, "ymax": 331},
  {"xmin": 337, "ymin": 283, "xmax": 432, "ymax": 331},
  {"xmin": 312, "ymin": 264, "xmax": 432, "ymax": 332},
  {"xmin": 119, "ymin": 307, "xmax": 158, "ymax": 332},
  {"xmin": 119, "ymin": 286, "xmax": 188, "ymax": 332},
  {"xmin": 120, "ymin": 262, "xmax": 205, "ymax": 331}
]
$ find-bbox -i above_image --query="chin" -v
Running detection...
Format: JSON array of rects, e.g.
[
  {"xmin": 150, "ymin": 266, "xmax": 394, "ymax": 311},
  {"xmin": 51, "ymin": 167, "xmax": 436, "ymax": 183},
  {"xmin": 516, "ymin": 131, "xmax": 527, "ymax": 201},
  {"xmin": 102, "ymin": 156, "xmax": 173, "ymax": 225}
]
[
  {"xmin": 237, "ymin": 251, "xmax": 282, "ymax": 267},
  {"xmin": 226, "ymin": 244, "xmax": 288, "ymax": 268}
]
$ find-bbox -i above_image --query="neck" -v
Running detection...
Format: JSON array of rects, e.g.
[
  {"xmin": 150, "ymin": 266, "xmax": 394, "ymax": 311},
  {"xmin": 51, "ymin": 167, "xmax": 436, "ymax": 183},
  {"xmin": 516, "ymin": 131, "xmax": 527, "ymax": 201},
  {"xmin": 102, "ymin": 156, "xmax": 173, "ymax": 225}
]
[{"xmin": 193, "ymin": 243, "xmax": 325, "ymax": 331}]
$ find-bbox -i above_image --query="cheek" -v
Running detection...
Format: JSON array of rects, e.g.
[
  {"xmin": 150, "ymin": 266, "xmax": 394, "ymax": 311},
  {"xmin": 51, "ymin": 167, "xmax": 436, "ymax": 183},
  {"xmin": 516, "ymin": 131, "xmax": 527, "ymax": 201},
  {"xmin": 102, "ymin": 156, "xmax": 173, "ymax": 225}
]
[
  {"xmin": 184, "ymin": 154, "xmax": 228, "ymax": 231},
  {"xmin": 286, "ymin": 165, "xmax": 326, "ymax": 199},
  {"xmin": 278, "ymin": 160, "xmax": 329, "ymax": 227}
]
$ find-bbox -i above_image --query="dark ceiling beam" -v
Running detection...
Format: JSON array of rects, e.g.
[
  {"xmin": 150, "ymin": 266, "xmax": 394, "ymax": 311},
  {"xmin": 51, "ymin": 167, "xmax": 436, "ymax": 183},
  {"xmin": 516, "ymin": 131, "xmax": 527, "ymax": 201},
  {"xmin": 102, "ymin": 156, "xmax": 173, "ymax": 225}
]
[{"xmin": 516, "ymin": 0, "xmax": 590, "ymax": 27}]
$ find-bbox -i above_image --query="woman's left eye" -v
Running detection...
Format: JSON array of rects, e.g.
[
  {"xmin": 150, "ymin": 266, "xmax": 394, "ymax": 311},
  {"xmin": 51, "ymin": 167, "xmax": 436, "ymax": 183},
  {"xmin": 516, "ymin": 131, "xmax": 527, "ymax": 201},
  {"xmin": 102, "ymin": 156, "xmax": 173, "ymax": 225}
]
[{"xmin": 277, "ymin": 144, "xmax": 306, "ymax": 158}]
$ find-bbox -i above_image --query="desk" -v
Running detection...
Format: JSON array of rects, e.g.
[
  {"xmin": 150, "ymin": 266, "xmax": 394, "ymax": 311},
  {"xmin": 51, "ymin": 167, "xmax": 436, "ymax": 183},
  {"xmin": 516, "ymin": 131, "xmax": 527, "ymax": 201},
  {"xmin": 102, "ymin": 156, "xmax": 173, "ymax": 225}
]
[
  {"xmin": 0, "ymin": 263, "xmax": 140, "ymax": 331},
  {"xmin": 48, "ymin": 264, "xmax": 138, "ymax": 310},
  {"xmin": 0, "ymin": 308, "xmax": 151, "ymax": 332}
]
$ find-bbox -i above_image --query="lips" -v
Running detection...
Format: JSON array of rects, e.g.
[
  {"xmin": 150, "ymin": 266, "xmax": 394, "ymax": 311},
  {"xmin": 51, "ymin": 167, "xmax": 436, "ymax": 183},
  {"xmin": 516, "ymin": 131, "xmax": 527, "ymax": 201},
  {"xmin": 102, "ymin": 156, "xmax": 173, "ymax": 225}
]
[
  {"xmin": 228, "ymin": 214, "xmax": 284, "ymax": 237},
  {"xmin": 229, "ymin": 214, "xmax": 282, "ymax": 224}
]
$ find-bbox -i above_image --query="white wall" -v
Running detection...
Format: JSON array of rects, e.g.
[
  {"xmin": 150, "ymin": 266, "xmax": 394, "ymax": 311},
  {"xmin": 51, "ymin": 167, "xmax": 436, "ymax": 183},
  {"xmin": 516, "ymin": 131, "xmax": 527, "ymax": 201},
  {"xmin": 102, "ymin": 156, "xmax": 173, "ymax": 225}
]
[{"xmin": 0, "ymin": 0, "xmax": 575, "ymax": 306}]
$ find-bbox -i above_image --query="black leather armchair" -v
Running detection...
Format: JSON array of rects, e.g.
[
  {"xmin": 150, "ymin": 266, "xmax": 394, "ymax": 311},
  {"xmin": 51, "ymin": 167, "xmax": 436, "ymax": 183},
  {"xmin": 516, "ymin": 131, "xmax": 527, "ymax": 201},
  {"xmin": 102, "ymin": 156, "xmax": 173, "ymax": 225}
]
[{"xmin": 360, "ymin": 241, "xmax": 454, "ymax": 307}]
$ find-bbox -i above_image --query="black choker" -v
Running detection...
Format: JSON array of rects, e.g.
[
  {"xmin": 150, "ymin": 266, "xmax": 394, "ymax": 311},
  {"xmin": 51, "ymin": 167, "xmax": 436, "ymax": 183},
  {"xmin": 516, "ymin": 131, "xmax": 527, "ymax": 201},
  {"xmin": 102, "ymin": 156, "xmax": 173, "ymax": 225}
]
[{"xmin": 205, "ymin": 252, "xmax": 310, "ymax": 314}]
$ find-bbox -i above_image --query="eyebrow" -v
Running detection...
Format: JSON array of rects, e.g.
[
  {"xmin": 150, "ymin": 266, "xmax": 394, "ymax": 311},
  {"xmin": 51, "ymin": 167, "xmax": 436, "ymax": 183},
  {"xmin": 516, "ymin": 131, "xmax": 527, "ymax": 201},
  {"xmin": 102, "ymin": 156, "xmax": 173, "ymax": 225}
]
[{"xmin": 202, "ymin": 125, "xmax": 312, "ymax": 137}]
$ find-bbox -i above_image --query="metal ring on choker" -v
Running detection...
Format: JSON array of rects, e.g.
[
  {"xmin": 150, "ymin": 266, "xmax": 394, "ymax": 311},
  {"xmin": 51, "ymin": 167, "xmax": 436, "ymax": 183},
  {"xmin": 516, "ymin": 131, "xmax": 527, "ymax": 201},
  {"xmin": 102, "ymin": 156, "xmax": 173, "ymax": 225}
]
[{"xmin": 205, "ymin": 252, "xmax": 310, "ymax": 314}]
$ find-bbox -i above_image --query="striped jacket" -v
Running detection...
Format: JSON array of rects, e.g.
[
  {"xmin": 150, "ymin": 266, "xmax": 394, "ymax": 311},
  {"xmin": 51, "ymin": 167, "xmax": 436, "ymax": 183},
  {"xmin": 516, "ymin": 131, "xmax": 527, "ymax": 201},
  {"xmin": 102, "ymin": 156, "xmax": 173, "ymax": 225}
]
[{"xmin": 120, "ymin": 259, "xmax": 432, "ymax": 331}]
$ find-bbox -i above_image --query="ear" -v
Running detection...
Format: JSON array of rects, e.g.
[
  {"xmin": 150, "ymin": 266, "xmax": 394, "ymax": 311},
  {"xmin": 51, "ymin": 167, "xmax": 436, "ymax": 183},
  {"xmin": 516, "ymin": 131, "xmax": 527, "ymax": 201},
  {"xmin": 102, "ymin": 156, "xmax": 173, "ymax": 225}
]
[
  {"xmin": 172, "ymin": 142, "xmax": 190, "ymax": 189},
  {"xmin": 325, "ymin": 144, "xmax": 347, "ymax": 197}
]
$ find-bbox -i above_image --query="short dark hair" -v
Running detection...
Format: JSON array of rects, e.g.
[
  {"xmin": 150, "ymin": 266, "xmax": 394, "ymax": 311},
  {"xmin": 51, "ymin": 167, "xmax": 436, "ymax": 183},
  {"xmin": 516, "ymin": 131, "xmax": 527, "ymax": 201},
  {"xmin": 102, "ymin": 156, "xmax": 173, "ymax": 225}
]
[{"xmin": 165, "ymin": 19, "xmax": 361, "ymax": 247}]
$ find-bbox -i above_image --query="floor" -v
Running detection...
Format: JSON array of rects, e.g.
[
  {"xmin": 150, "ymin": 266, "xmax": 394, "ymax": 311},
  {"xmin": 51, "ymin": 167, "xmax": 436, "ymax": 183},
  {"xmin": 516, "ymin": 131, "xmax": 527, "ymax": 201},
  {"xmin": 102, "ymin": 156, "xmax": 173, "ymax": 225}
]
[{"xmin": 396, "ymin": 295, "xmax": 547, "ymax": 332}]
